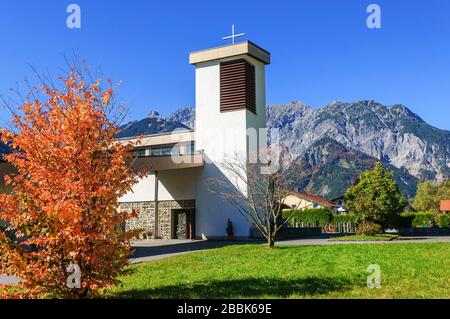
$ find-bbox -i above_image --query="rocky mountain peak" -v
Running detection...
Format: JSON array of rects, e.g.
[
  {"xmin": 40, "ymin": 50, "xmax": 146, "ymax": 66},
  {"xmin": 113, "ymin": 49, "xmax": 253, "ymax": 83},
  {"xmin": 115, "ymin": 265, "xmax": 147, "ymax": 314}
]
[
  {"xmin": 147, "ymin": 109, "xmax": 162, "ymax": 119},
  {"xmin": 166, "ymin": 107, "xmax": 195, "ymax": 129}
]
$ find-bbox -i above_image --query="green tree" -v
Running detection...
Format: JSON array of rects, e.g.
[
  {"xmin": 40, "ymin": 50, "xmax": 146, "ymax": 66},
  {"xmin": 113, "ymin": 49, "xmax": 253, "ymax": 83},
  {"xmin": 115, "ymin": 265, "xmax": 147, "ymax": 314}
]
[
  {"xmin": 345, "ymin": 162, "xmax": 407, "ymax": 232},
  {"xmin": 413, "ymin": 179, "xmax": 450, "ymax": 212}
]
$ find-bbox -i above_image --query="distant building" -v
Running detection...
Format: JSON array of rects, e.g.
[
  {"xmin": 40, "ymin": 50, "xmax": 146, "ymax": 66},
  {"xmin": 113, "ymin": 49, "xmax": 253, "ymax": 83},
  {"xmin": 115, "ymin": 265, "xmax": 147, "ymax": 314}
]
[
  {"xmin": 331, "ymin": 195, "xmax": 347, "ymax": 214},
  {"xmin": 440, "ymin": 200, "xmax": 450, "ymax": 213},
  {"xmin": 283, "ymin": 191, "xmax": 338, "ymax": 212}
]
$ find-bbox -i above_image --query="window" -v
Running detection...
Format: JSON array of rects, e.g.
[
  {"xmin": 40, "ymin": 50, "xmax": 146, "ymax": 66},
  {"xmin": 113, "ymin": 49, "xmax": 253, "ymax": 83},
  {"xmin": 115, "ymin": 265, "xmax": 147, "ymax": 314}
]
[
  {"xmin": 171, "ymin": 144, "xmax": 181, "ymax": 156},
  {"xmin": 150, "ymin": 144, "xmax": 180, "ymax": 157},
  {"xmin": 134, "ymin": 143, "xmax": 196, "ymax": 157},
  {"xmin": 135, "ymin": 147, "xmax": 149, "ymax": 157},
  {"xmin": 184, "ymin": 142, "xmax": 195, "ymax": 155}
]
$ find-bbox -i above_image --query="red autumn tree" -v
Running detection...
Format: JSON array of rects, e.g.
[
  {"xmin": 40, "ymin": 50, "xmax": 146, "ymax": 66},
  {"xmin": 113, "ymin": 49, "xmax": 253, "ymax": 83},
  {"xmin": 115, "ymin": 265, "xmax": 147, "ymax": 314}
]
[{"xmin": 0, "ymin": 67, "xmax": 144, "ymax": 298}]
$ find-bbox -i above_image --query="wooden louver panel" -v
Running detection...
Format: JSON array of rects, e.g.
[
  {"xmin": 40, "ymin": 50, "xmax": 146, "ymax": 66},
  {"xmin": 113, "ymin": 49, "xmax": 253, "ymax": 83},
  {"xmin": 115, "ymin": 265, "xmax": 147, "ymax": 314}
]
[{"xmin": 220, "ymin": 59, "xmax": 256, "ymax": 114}]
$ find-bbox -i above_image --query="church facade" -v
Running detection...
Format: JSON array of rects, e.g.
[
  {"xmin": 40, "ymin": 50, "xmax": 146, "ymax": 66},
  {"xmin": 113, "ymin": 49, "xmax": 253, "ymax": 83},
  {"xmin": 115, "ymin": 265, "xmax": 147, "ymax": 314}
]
[{"xmin": 118, "ymin": 41, "xmax": 271, "ymax": 240}]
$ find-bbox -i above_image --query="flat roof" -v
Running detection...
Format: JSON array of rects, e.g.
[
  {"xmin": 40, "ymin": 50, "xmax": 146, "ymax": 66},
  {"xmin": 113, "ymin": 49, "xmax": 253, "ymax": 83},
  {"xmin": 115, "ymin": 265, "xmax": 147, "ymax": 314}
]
[
  {"xmin": 116, "ymin": 130, "xmax": 195, "ymax": 148},
  {"xmin": 189, "ymin": 41, "xmax": 270, "ymax": 65},
  {"xmin": 115, "ymin": 129, "xmax": 194, "ymax": 141}
]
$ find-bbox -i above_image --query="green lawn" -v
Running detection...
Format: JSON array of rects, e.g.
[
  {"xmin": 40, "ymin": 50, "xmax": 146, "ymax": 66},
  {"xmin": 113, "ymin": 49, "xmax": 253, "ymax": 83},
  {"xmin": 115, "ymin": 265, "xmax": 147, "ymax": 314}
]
[
  {"xmin": 109, "ymin": 243, "xmax": 450, "ymax": 299},
  {"xmin": 329, "ymin": 234, "xmax": 399, "ymax": 241}
]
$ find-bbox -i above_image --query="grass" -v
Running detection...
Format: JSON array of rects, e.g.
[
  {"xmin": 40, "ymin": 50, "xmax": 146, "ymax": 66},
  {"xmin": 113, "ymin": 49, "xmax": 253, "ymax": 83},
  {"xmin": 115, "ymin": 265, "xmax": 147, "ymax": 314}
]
[
  {"xmin": 109, "ymin": 243, "xmax": 450, "ymax": 299},
  {"xmin": 277, "ymin": 230, "xmax": 321, "ymax": 240},
  {"xmin": 329, "ymin": 234, "xmax": 400, "ymax": 241}
]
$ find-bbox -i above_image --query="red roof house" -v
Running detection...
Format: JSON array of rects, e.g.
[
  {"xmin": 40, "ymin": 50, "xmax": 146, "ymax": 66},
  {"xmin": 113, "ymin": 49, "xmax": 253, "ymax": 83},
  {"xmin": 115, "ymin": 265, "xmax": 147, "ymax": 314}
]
[
  {"xmin": 440, "ymin": 200, "xmax": 450, "ymax": 213},
  {"xmin": 289, "ymin": 191, "xmax": 337, "ymax": 209}
]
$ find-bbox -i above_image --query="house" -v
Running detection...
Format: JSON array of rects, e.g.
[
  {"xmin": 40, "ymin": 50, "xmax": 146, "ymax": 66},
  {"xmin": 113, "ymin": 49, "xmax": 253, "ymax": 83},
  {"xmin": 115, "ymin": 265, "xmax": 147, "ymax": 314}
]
[
  {"xmin": 440, "ymin": 200, "xmax": 450, "ymax": 213},
  {"xmin": 0, "ymin": 41, "xmax": 271, "ymax": 241},
  {"xmin": 283, "ymin": 191, "xmax": 338, "ymax": 212},
  {"xmin": 331, "ymin": 195, "xmax": 347, "ymax": 214}
]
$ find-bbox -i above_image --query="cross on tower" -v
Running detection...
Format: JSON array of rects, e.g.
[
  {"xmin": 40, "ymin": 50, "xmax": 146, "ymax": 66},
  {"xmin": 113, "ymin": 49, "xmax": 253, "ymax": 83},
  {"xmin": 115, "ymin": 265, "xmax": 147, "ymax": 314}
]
[{"xmin": 222, "ymin": 24, "xmax": 245, "ymax": 44}]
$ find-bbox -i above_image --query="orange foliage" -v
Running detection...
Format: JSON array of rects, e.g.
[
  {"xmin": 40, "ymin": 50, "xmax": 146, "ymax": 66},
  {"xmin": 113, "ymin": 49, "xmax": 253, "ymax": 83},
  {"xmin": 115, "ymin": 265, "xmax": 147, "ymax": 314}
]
[{"xmin": 0, "ymin": 69, "xmax": 145, "ymax": 298}]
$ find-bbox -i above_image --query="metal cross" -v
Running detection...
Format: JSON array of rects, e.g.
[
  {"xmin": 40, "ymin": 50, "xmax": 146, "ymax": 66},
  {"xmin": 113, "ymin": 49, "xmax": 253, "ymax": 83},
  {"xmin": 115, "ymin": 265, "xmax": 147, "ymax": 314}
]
[{"xmin": 222, "ymin": 24, "xmax": 245, "ymax": 44}]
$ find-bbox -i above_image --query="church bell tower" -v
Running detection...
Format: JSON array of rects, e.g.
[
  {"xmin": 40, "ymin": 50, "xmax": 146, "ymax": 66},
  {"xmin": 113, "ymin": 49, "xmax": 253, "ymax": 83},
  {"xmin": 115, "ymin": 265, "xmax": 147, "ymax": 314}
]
[{"xmin": 189, "ymin": 39, "xmax": 271, "ymax": 239}]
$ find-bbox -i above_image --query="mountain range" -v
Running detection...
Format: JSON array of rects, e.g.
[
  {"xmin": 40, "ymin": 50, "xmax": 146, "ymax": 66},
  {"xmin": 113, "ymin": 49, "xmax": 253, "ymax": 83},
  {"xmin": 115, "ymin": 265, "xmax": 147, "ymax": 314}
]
[
  {"xmin": 268, "ymin": 100, "xmax": 450, "ymax": 198},
  {"xmin": 2, "ymin": 100, "xmax": 449, "ymax": 199},
  {"xmin": 116, "ymin": 100, "xmax": 450, "ymax": 198}
]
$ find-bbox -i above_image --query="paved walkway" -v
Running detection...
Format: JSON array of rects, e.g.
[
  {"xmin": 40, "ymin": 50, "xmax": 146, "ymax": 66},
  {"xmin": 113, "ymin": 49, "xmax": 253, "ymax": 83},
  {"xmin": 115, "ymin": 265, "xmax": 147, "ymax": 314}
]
[{"xmin": 2, "ymin": 236, "xmax": 449, "ymax": 286}]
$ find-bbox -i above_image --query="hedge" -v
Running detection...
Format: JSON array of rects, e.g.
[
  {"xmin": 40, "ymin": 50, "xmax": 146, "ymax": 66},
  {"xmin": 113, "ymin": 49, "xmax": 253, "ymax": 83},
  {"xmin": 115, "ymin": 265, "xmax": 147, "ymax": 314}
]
[
  {"xmin": 436, "ymin": 213, "xmax": 450, "ymax": 228},
  {"xmin": 283, "ymin": 210, "xmax": 450, "ymax": 229},
  {"xmin": 399, "ymin": 212, "xmax": 450, "ymax": 229},
  {"xmin": 331, "ymin": 214, "xmax": 357, "ymax": 224},
  {"xmin": 282, "ymin": 209, "xmax": 358, "ymax": 228},
  {"xmin": 282, "ymin": 208, "xmax": 332, "ymax": 227}
]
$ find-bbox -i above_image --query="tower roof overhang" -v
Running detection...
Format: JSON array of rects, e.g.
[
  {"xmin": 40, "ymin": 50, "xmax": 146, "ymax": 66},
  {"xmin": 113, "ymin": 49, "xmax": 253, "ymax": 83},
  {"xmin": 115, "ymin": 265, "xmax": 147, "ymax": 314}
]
[{"xmin": 189, "ymin": 41, "xmax": 270, "ymax": 65}]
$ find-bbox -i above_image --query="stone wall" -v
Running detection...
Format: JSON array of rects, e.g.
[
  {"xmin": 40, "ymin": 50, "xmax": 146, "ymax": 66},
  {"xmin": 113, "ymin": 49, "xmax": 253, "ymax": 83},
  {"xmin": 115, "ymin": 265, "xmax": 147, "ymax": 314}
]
[
  {"xmin": 120, "ymin": 202, "xmax": 156, "ymax": 238},
  {"xmin": 120, "ymin": 200, "xmax": 195, "ymax": 239},
  {"xmin": 158, "ymin": 200, "xmax": 195, "ymax": 239}
]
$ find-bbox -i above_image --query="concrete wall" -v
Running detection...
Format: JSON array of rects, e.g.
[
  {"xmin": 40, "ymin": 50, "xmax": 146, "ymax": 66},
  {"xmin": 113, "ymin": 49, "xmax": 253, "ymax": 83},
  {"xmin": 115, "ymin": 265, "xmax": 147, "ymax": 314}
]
[
  {"xmin": 158, "ymin": 168, "xmax": 199, "ymax": 201},
  {"xmin": 194, "ymin": 55, "xmax": 267, "ymax": 239},
  {"xmin": 246, "ymin": 56, "xmax": 267, "ymax": 155},
  {"xmin": 119, "ymin": 168, "xmax": 199, "ymax": 203},
  {"xmin": 119, "ymin": 173, "xmax": 156, "ymax": 202}
]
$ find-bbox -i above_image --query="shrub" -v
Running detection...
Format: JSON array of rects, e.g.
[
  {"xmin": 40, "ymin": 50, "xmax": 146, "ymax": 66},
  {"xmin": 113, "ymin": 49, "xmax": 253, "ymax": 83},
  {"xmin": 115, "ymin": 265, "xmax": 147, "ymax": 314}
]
[
  {"xmin": 412, "ymin": 212, "xmax": 436, "ymax": 228},
  {"xmin": 283, "ymin": 208, "xmax": 332, "ymax": 228},
  {"xmin": 332, "ymin": 214, "xmax": 357, "ymax": 224},
  {"xmin": 435, "ymin": 213, "xmax": 450, "ymax": 229},
  {"xmin": 398, "ymin": 212, "xmax": 450, "ymax": 229},
  {"xmin": 356, "ymin": 222, "xmax": 383, "ymax": 236}
]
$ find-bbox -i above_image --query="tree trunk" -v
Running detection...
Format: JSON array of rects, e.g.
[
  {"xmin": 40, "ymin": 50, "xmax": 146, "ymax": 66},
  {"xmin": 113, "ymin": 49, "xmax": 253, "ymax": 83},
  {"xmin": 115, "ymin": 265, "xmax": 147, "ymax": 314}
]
[{"xmin": 267, "ymin": 236, "xmax": 275, "ymax": 249}]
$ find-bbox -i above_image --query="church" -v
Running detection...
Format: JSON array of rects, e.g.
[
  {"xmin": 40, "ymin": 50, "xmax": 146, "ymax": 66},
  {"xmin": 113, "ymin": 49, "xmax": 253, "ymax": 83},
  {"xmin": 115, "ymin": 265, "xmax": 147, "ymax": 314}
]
[
  {"xmin": 117, "ymin": 40, "xmax": 271, "ymax": 240},
  {"xmin": 0, "ymin": 39, "xmax": 272, "ymax": 241}
]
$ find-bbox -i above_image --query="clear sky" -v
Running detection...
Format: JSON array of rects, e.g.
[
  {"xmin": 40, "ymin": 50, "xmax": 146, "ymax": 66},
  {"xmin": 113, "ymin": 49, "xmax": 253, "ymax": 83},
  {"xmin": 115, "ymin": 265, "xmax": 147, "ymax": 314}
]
[{"xmin": 1, "ymin": 0, "xmax": 449, "ymax": 129}]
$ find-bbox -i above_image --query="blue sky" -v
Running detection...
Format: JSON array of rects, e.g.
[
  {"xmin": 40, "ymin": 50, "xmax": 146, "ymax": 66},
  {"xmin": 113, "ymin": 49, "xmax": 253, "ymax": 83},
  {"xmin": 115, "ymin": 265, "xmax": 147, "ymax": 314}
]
[{"xmin": 1, "ymin": 0, "xmax": 449, "ymax": 129}]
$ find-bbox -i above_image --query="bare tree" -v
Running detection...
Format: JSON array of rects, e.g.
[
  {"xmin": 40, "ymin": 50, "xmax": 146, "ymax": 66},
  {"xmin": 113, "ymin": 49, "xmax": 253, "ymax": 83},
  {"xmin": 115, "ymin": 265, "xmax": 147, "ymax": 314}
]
[{"xmin": 208, "ymin": 150, "xmax": 296, "ymax": 248}]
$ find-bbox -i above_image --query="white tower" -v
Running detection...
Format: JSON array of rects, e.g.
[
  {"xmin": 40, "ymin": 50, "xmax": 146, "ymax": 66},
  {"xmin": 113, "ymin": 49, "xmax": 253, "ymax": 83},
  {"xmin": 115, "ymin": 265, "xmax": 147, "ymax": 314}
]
[{"xmin": 189, "ymin": 41, "xmax": 271, "ymax": 239}]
